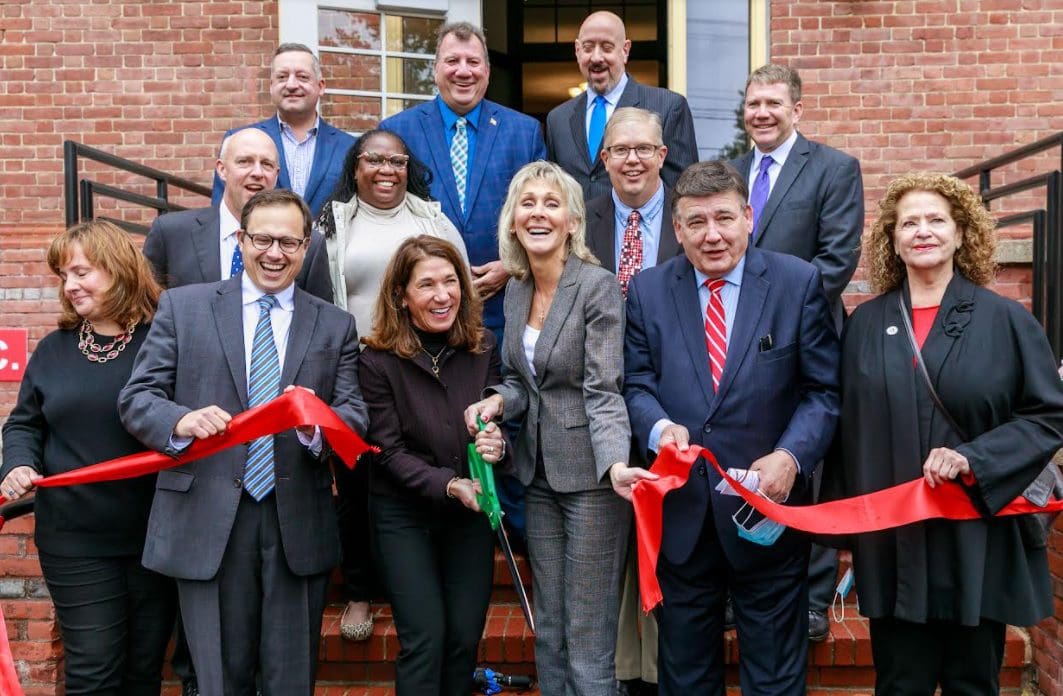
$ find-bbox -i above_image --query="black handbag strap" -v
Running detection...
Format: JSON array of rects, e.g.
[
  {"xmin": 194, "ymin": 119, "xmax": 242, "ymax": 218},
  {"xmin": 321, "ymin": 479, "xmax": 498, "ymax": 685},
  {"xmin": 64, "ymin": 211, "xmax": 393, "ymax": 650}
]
[{"xmin": 896, "ymin": 293, "xmax": 970, "ymax": 441}]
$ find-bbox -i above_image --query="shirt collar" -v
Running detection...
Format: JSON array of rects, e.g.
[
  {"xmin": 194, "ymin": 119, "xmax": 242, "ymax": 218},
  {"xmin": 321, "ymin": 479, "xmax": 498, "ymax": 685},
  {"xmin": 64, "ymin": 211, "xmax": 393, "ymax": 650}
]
[
  {"xmin": 754, "ymin": 129, "xmax": 798, "ymax": 169},
  {"xmin": 219, "ymin": 200, "xmax": 241, "ymax": 238},
  {"xmin": 277, "ymin": 114, "xmax": 320, "ymax": 138},
  {"xmin": 586, "ymin": 72, "xmax": 629, "ymax": 111},
  {"xmin": 612, "ymin": 180, "xmax": 665, "ymax": 224},
  {"xmin": 694, "ymin": 253, "xmax": 746, "ymax": 291},
  {"xmin": 241, "ymin": 272, "xmax": 296, "ymax": 311},
  {"xmin": 437, "ymin": 98, "xmax": 482, "ymax": 132}
]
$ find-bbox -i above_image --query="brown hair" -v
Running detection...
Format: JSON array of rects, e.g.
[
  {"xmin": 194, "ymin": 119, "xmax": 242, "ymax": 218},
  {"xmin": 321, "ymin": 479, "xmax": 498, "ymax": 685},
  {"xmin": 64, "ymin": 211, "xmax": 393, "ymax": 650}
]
[
  {"xmin": 436, "ymin": 22, "xmax": 490, "ymax": 67},
  {"xmin": 671, "ymin": 160, "xmax": 749, "ymax": 214},
  {"xmin": 273, "ymin": 42, "xmax": 321, "ymax": 79},
  {"xmin": 864, "ymin": 172, "xmax": 997, "ymax": 292},
  {"xmin": 47, "ymin": 219, "xmax": 161, "ymax": 330},
  {"xmin": 364, "ymin": 236, "xmax": 485, "ymax": 357},
  {"xmin": 240, "ymin": 189, "xmax": 312, "ymax": 239},
  {"xmin": 746, "ymin": 63, "xmax": 802, "ymax": 103}
]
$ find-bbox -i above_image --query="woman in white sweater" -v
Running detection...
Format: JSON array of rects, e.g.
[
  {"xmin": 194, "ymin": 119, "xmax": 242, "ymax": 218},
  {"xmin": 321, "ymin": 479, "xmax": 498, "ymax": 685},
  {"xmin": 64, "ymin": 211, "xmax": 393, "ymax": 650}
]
[{"xmin": 317, "ymin": 128, "xmax": 468, "ymax": 642}]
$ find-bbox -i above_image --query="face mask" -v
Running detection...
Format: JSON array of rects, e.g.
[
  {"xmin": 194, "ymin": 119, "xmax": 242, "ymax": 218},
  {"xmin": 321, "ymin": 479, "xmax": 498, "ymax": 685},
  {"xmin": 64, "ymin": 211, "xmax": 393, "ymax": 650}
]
[
  {"xmin": 732, "ymin": 500, "xmax": 786, "ymax": 546},
  {"xmin": 831, "ymin": 567, "xmax": 855, "ymax": 623}
]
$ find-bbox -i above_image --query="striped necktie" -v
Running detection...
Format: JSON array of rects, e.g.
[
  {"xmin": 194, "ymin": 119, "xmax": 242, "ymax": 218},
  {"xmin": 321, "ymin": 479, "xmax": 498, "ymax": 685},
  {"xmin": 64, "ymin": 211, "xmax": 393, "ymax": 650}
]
[
  {"xmin": 704, "ymin": 279, "xmax": 727, "ymax": 391},
  {"xmin": 451, "ymin": 117, "xmax": 469, "ymax": 213},
  {"xmin": 244, "ymin": 295, "xmax": 281, "ymax": 500}
]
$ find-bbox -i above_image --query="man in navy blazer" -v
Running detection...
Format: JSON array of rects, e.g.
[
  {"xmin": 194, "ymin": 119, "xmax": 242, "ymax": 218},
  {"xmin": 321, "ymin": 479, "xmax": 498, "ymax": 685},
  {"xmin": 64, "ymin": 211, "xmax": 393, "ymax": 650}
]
[
  {"xmin": 729, "ymin": 63, "xmax": 863, "ymax": 642},
  {"xmin": 622, "ymin": 161, "xmax": 839, "ymax": 695},
  {"xmin": 547, "ymin": 11, "xmax": 697, "ymax": 201},
  {"xmin": 211, "ymin": 43, "xmax": 356, "ymax": 218},
  {"xmin": 380, "ymin": 21, "xmax": 546, "ymax": 335}
]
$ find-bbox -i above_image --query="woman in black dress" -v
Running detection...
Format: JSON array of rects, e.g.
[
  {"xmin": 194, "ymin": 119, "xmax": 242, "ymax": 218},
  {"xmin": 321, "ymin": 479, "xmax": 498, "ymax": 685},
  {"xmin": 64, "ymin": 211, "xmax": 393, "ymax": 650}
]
[{"xmin": 1, "ymin": 220, "xmax": 176, "ymax": 695}]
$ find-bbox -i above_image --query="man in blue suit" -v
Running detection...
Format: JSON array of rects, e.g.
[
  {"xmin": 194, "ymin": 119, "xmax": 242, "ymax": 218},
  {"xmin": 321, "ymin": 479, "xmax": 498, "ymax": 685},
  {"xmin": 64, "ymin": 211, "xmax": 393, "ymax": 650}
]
[
  {"xmin": 621, "ymin": 160, "xmax": 840, "ymax": 695},
  {"xmin": 380, "ymin": 21, "xmax": 547, "ymax": 336},
  {"xmin": 211, "ymin": 43, "xmax": 356, "ymax": 218}
]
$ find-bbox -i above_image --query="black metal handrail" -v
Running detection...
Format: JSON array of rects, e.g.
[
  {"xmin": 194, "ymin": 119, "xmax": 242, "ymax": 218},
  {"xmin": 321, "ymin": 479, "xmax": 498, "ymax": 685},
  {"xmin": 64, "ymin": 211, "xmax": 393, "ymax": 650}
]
[
  {"xmin": 63, "ymin": 140, "xmax": 211, "ymax": 234},
  {"xmin": 953, "ymin": 133, "xmax": 1063, "ymax": 357}
]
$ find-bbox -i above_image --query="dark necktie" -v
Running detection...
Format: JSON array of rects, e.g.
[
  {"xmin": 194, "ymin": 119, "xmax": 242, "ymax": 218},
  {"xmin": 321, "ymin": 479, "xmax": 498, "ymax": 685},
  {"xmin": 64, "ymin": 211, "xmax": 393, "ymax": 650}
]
[
  {"xmin": 230, "ymin": 244, "xmax": 243, "ymax": 278},
  {"xmin": 617, "ymin": 210, "xmax": 643, "ymax": 297},
  {"xmin": 244, "ymin": 295, "xmax": 280, "ymax": 500}
]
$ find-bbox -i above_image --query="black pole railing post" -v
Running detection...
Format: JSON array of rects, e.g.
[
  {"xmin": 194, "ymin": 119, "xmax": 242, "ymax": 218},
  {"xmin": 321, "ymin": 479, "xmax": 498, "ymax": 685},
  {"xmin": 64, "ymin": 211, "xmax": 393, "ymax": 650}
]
[
  {"xmin": 156, "ymin": 178, "xmax": 168, "ymax": 217},
  {"xmin": 63, "ymin": 140, "xmax": 79, "ymax": 227}
]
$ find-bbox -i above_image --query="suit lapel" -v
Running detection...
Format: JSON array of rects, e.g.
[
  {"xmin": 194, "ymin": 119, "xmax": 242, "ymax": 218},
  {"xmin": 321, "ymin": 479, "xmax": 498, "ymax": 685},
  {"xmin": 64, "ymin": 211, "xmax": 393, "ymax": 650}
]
[
  {"xmin": 533, "ymin": 255, "xmax": 582, "ymax": 382},
  {"xmin": 192, "ymin": 207, "xmax": 222, "ymax": 283},
  {"xmin": 258, "ymin": 118, "xmax": 291, "ymax": 191},
  {"xmin": 422, "ymin": 103, "xmax": 463, "ymax": 220},
  {"xmin": 755, "ymin": 134, "xmax": 810, "ymax": 242},
  {"xmin": 567, "ymin": 95, "xmax": 592, "ymax": 171},
  {"xmin": 212, "ymin": 277, "xmax": 249, "ymax": 408},
  {"xmin": 656, "ymin": 191, "xmax": 680, "ymax": 265},
  {"xmin": 302, "ymin": 120, "xmax": 335, "ymax": 208},
  {"xmin": 281, "ymin": 289, "xmax": 318, "ymax": 387},
  {"xmin": 505, "ymin": 277, "xmax": 537, "ymax": 387},
  {"xmin": 670, "ymin": 258, "xmax": 716, "ymax": 406},
  {"xmin": 710, "ymin": 249, "xmax": 768, "ymax": 414},
  {"xmin": 465, "ymin": 102, "xmax": 500, "ymax": 216},
  {"xmin": 919, "ymin": 274, "xmax": 975, "ymax": 388},
  {"xmin": 590, "ymin": 198, "xmax": 617, "ymax": 272}
]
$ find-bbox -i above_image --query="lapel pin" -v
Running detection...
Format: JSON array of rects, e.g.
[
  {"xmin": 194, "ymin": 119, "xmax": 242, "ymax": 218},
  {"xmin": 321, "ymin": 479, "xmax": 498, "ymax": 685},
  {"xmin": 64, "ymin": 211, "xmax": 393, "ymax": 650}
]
[
  {"xmin": 490, "ymin": 117, "xmax": 497, "ymax": 126},
  {"xmin": 886, "ymin": 325, "xmax": 898, "ymax": 335}
]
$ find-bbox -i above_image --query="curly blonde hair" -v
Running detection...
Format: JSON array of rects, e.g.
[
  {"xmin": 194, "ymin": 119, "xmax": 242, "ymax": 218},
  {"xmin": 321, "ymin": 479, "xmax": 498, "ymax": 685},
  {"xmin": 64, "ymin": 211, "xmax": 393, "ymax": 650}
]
[{"xmin": 864, "ymin": 172, "xmax": 997, "ymax": 293}]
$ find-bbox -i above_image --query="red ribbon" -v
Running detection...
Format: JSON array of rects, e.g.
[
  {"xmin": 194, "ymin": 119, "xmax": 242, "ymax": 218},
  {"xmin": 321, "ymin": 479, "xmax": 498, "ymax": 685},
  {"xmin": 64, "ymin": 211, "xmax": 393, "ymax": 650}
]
[
  {"xmin": 0, "ymin": 388, "xmax": 373, "ymax": 509},
  {"xmin": 632, "ymin": 444, "xmax": 1063, "ymax": 613}
]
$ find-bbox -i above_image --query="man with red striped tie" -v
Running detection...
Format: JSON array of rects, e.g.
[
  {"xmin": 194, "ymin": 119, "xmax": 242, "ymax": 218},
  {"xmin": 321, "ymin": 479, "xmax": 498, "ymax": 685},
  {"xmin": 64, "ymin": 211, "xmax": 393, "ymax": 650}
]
[{"xmin": 619, "ymin": 160, "xmax": 840, "ymax": 696}]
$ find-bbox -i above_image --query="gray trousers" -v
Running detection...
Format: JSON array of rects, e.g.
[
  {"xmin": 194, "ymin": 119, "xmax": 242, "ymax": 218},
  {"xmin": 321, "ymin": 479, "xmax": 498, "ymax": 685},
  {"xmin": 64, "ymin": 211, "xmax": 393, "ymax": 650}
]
[
  {"xmin": 176, "ymin": 492, "xmax": 330, "ymax": 696},
  {"xmin": 526, "ymin": 477, "xmax": 629, "ymax": 696}
]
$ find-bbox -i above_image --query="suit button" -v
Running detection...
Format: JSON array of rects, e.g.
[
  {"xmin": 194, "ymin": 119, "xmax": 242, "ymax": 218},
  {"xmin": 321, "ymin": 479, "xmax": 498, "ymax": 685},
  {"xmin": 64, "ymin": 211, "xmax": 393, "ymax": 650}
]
[
  {"xmin": 452, "ymin": 456, "xmax": 459, "ymax": 465},
  {"xmin": 695, "ymin": 465, "xmax": 707, "ymax": 478},
  {"xmin": 233, "ymin": 478, "xmax": 242, "ymax": 488},
  {"xmin": 703, "ymin": 425, "xmax": 712, "ymax": 434}
]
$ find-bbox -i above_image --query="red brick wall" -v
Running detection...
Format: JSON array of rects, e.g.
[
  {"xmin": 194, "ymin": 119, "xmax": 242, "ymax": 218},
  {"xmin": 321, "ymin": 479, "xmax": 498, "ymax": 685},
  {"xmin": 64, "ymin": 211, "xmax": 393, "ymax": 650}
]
[{"xmin": 1, "ymin": 0, "xmax": 1062, "ymax": 692}]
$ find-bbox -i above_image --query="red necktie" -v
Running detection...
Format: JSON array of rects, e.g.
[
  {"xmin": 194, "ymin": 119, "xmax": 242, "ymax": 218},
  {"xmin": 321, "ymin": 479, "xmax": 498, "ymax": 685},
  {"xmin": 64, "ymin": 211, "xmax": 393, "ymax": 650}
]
[
  {"xmin": 704, "ymin": 279, "xmax": 727, "ymax": 390},
  {"xmin": 617, "ymin": 210, "xmax": 643, "ymax": 297}
]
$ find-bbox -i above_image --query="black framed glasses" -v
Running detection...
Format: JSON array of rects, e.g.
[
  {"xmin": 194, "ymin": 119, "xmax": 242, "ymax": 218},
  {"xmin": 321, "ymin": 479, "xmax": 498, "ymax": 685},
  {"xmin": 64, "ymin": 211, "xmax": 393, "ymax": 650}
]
[
  {"xmin": 242, "ymin": 233, "xmax": 307, "ymax": 254},
  {"xmin": 358, "ymin": 152, "xmax": 410, "ymax": 170},
  {"xmin": 605, "ymin": 144, "xmax": 660, "ymax": 160}
]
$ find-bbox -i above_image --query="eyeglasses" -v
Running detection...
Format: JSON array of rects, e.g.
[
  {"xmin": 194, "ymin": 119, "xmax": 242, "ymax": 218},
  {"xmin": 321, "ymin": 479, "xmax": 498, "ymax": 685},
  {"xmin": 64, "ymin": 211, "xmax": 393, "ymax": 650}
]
[
  {"xmin": 358, "ymin": 152, "xmax": 410, "ymax": 170},
  {"xmin": 605, "ymin": 144, "xmax": 660, "ymax": 160},
  {"xmin": 241, "ymin": 233, "xmax": 307, "ymax": 254}
]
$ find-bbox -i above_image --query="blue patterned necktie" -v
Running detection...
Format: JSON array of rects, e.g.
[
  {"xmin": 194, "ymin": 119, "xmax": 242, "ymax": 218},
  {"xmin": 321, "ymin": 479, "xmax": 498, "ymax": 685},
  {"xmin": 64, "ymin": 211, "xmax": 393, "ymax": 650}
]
[
  {"xmin": 451, "ymin": 117, "xmax": 469, "ymax": 213},
  {"xmin": 230, "ymin": 244, "xmax": 243, "ymax": 278},
  {"xmin": 244, "ymin": 295, "xmax": 281, "ymax": 500},
  {"xmin": 748, "ymin": 154, "xmax": 774, "ymax": 238},
  {"xmin": 587, "ymin": 95, "xmax": 608, "ymax": 163}
]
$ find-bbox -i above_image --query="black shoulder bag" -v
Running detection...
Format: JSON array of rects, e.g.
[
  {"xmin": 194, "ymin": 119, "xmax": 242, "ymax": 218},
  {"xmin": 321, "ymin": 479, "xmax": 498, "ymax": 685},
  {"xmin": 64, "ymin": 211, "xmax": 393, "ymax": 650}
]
[{"xmin": 897, "ymin": 293, "xmax": 1062, "ymax": 547}]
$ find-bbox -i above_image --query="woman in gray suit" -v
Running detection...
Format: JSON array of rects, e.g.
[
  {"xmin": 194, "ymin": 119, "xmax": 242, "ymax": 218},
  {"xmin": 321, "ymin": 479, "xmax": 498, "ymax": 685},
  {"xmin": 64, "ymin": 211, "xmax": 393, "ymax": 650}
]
[{"xmin": 466, "ymin": 161, "xmax": 646, "ymax": 696}]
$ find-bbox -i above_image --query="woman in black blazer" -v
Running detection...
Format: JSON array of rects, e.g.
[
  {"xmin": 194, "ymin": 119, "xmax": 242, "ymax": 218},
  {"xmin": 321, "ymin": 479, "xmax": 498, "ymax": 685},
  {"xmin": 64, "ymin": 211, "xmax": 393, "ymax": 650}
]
[
  {"xmin": 358, "ymin": 235, "xmax": 509, "ymax": 696},
  {"xmin": 1, "ymin": 220, "xmax": 175, "ymax": 695},
  {"xmin": 826, "ymin": 173, "xmax": 1063, "ymax": 694}
]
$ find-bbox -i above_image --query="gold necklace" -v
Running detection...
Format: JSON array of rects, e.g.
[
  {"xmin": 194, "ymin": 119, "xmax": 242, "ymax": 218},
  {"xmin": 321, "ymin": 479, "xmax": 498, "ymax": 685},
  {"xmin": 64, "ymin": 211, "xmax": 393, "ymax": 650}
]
[
  {"xmin": 78, "ymin": 320, "xmax": 136, "ymax": 363},
  {"xmin": 423, "ymin": 345, "xmax": 447, "ymax": 376},
  {"xmin": 532, "ymin": 289, "xmax": 555, "ymax": 326}
]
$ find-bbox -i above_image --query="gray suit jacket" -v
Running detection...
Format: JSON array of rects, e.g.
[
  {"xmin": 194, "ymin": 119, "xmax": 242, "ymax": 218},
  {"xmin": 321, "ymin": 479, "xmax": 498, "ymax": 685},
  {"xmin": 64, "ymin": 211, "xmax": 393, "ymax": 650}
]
[
  {"xmin": 143, "ymin": 206, "xmax": 334, "ymax": 302},
  {"xmin": 118, "ymin": 277, "xmax": 368, "ymax": 580},
  {"xmin": 730, "ymin": 133, "xmax": 864, "ymax": 329},
  {"xmin": 585, "ymin": 188, "xmax": 680, "ymax": 273},
  {"xmin": 492, "ymin": 255, "xmax": 630, "ymax": 492},
  {"xmin": 546, "ymin": 76, "xmax": 698, "ymax": 200}
]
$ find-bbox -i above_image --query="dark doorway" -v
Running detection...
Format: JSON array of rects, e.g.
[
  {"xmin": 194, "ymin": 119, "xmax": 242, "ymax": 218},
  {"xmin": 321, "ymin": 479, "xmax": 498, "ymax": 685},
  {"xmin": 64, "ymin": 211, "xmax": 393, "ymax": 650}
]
[{"xmin": 485, "ymin": 0, "xmax": 667, "ymax": 122}]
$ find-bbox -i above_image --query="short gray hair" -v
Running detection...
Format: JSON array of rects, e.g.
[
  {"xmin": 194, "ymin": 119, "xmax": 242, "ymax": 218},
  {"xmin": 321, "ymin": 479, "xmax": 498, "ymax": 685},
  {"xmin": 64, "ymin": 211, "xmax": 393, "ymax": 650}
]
[{"xmin": 497, "ymin": 161, "xmax": 598, "ymax": 280}]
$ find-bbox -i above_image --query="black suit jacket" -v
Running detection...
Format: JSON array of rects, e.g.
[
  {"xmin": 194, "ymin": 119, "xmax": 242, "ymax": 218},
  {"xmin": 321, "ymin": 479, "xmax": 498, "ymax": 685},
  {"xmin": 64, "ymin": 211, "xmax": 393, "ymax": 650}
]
[
  {"xmin": 730, "ymin": 133, "xmax": 863, "ymax": 329},
  {"xmin": 585, "ymin": 188, "xmax": 680, "ymax": 273},
  {"xmin": 143, "ymin": 206, "xmax": 333, "ymax": 302},
  {"xmin": 547, "ymin": 76, "xmax": 698, "ymax": 200}
]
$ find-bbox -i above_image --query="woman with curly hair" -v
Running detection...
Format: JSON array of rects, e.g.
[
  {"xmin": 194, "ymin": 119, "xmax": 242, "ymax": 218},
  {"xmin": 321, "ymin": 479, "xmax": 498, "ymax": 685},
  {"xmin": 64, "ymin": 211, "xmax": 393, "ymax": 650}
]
[{"xmin": 825, "ymin": 172, "xmax": 1063, "ymax": 694}]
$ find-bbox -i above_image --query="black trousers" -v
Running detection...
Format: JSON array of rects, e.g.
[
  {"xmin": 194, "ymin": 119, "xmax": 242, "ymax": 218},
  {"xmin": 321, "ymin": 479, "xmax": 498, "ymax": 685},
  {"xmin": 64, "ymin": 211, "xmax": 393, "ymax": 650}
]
[
  {"xmin": 870, "ymin": 616, "xmax": 1005, "ymax": 696},
  {"xmin": 372, "ymin": 494, "xmax": 495, "ymax": 696},
  {"xmin": 39, "ymin": 550, "xmax": 176, "ymax": 696},
  {"xmin": 334, "ymin": 454, "xmax": 375, "ymax": 601}
]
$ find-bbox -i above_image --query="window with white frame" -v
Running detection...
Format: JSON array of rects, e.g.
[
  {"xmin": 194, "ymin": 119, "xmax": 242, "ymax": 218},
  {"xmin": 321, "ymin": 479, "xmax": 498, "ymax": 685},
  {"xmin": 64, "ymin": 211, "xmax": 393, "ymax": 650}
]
[{"xmin": 316, "ymin": 6, "xmax": 444, "ymax": 132}]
